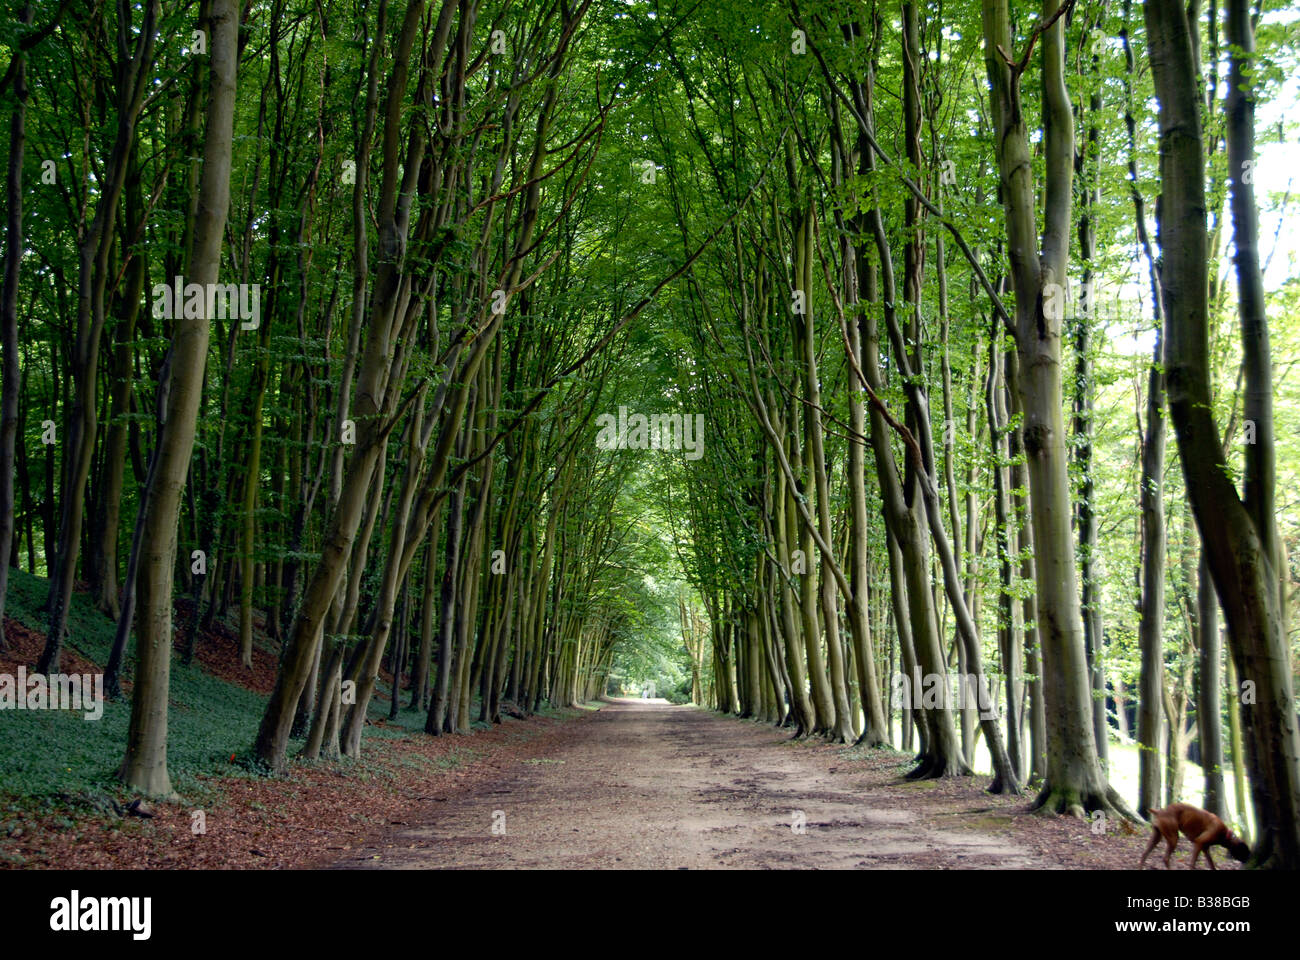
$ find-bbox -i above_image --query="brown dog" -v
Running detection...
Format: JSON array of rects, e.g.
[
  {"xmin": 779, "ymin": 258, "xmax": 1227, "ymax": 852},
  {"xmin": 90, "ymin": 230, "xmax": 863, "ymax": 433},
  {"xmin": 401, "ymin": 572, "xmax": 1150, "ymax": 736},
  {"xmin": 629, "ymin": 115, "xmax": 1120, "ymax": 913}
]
[{"xmin": 1139, "ymin": 803, "xmax": 1250, "ymax": 870}]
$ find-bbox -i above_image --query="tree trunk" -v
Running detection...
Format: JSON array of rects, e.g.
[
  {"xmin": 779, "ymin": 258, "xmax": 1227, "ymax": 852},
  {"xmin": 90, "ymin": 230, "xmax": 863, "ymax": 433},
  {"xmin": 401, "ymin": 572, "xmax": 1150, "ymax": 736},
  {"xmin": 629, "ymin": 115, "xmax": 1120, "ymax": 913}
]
[
  {"xmin": 1197, "ymin": 553, "xmax": 1226, "ymax": 817},
  {"xmin": 1136, "ymin": 330, "xmax": 1168, "ymax": 818},
  {"xmin": 0, "ymin": 3, "xmax": 33, "ymax": 651},
  {"xmin": 41, "ymin": 0, "xmax": 159, "ymax": 673},
  {"xmin": 982, "ymin": 0, "xmax": 1130, "ymax": 817},
  {"xmin": 120, "ymin": 0, "xmax": 235, "ymax": 798},
  {"xmin": 253, "ymin": 0, "xmax": 438, "ymax": 773},
  {"xmin": 1145, "ymin": 0, "xmax": 1300, "ymax": 866},
  {"xmin": 1073, "ymin": 49, "xmax": 1108, "ymax": 766}
]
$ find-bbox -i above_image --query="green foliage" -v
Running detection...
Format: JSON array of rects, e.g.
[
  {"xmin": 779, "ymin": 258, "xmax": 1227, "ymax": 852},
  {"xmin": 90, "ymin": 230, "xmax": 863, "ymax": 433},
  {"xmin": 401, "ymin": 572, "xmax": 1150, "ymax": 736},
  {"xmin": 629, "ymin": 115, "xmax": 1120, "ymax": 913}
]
[{"xmin": 0, "ymin": 570, "xmax": 267, "ymax": 804}]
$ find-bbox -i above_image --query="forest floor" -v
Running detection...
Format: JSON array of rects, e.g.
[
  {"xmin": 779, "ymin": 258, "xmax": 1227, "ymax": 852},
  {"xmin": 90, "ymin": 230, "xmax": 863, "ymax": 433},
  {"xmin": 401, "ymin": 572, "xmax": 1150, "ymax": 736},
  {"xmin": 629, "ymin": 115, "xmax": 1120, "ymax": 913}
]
[
  {"xmin": 2, "ymin": 680, "xmax": 1237, "ymax": 870},
  {"xmin": 0, "ymin": 567, "xmax": 603, "ymax": 870},
  {"xmin": 336, "ymin": 698, "xmax": 1221, "ymax": 870},
  {"xmin": 0, "ymin": 562, "xmax": 1233, "ymax": 872},
  {"xmin": 0, "ymin": 683, "xmax": 602, "ymax": 869}
]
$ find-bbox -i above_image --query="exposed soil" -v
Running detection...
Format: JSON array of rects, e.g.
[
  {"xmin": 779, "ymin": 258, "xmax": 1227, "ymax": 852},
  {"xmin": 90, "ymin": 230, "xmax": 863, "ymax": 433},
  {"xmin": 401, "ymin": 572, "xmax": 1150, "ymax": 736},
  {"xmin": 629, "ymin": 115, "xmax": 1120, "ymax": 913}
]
[
  {"xmin": 1, "ymin": 601, "xmax": 278, "ymax": 699},
  {"xmin": 336, "ymin": 698, "xmax": 1222, "ymax": 871},
  {"xmin": 1, "ymin": 619, "xmax": 103, "ymax": 683},
  {"xmin": 170, "ymin": 600, "xmax": 280, "ymax": 695},
  {"xmin": 4, "ymin": 680, "xmax": 1236, "ymax": 871}
]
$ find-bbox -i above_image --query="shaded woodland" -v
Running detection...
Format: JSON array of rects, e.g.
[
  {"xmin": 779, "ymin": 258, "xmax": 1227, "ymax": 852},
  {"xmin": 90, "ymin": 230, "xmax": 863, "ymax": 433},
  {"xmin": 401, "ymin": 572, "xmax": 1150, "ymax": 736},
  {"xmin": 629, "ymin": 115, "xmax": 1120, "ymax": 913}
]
[{"xmin": 1, "ymin": 0, "xmax": 1298, "ymax": 868}]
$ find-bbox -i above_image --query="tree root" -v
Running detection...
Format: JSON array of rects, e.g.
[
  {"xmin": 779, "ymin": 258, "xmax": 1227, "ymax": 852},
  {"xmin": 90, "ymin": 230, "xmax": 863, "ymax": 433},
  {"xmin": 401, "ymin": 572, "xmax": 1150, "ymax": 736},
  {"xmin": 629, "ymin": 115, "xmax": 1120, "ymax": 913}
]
[
  {"xmin": 1031, "ymin": 781, "xmax": 1141, "ymax": 823},
  {"xmin": 1242, "ymin": 835, "xmax": 1294, "ymax": 870},
  {"xmin": 987, "ymin": 772, "xmax": 1024, "ymax": 797},
  {"xmin": 855, "ymin": 730, "xmax": 890, "ymax": 749},
  {"xmin": 905, "ymin": 752, "xmax": 970, "ymax": 779}
]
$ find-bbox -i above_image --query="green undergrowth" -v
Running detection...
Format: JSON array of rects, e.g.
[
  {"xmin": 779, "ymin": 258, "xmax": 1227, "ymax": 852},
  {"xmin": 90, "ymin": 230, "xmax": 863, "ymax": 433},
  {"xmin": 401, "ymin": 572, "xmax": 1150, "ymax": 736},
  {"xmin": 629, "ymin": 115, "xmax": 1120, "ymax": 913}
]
[
  {"xmin": 2, "ymin": 568, "xmax": 269, "ymax": 809},
  {"xmin": 836, "ymin": 742, "xmax": 911, "ymax": 764},
  {"xmin": 2, "ymin": 568, "xmax": 597, "ymax": 824}
]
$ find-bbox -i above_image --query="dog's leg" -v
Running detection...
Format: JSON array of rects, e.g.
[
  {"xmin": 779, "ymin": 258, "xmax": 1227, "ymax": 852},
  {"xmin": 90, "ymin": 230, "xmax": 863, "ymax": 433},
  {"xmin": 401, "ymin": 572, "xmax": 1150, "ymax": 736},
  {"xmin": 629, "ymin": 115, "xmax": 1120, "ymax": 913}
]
[
  {"xmin": 1162, "ymin": 828, "xmax": 1178, "ymax": 869},
  {"xmin": 1140, "ymin": 828, "xmax": 1161, "ymax": 868},
  {"xmin": 1191, "ymin": 828, "xmax": 1219, "ymax": 870}
]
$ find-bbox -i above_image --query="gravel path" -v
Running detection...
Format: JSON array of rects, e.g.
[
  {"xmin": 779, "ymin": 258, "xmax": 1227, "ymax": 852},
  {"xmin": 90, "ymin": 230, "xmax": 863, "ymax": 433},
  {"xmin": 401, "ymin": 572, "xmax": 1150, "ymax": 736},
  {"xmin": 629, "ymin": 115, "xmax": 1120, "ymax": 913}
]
[{"xmin": 340, "ymin": 698, "xmax": 1062, "ymax": 869}]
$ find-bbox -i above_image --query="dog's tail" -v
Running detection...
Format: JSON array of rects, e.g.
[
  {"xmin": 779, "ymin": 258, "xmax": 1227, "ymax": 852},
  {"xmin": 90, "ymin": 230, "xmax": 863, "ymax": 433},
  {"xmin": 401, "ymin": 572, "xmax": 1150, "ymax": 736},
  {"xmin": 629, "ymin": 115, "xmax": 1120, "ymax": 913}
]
[{"xmin": 1144, "ymin": 804, "xmax": 1169, "ymax": 823}]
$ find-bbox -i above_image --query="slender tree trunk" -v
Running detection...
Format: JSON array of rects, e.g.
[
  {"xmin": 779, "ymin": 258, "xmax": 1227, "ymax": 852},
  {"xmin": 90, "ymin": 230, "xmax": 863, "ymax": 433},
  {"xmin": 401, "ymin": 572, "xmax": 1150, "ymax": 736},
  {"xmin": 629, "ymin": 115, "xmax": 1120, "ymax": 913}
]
[
  {"xmin": 0, "ymin": 4, "xmax": 33, "ymax": 651},
  {"xmin": 427, "ymin": 462, "xmax": 468, "ymax": 735},
  {"xmin": 772, "ymin": 460, "xmax": 815, "ymax": 735},
  {"xmin": 795, "ymin": 205, "xmax": 854, "ymax": 743},
  {"xmin": 41, "ymin": 0, "xmax": 159, "ymax": 673},
  {"xmin": 1197, "ymin": 553, "xmax": 1226, "ymax": 817},
  {"xmin": 1073, "ymin": 51, "xmax": 1108, "ymax": 766},
  {"xmin": 987, "ymin": 330, "xmax": 1024, "ymax": 779},
  {"xmin": 1136, "ymin": 326, "xmax": 1168, "ymax": 818},
  {"xmin": 90, "ymin": 196, "xmax": 144, "ymax": 621},
  {"xmin": 982, "ymin": 0, "xmax": 1130, "ymax": 817},
  {"xmin": 1145, "ymin": 0, "xmax": 1300, "ymax": 865},
  {"xmin": 341, "ymin": 391, "xmax": 428, "ymax": 755},
  {"xmin": 410, "ymin": 529, "xmax": 437, "ymax": 710},
  {"xmin": 254, "ymin": 0, "xmax": 439, "ymax": 772},
  {"xmin": 121, "ymin": 0, "xmax": 236, "ymax": 798}
]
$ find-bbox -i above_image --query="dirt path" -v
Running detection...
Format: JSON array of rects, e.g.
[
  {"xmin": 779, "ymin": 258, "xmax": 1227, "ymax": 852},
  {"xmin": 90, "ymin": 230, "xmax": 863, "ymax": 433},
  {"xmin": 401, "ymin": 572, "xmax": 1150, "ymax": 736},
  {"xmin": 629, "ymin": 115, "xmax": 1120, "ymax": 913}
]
[{"xmin": 337, "ymin": 698, "xmax": 1079, "ymax": 869}]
